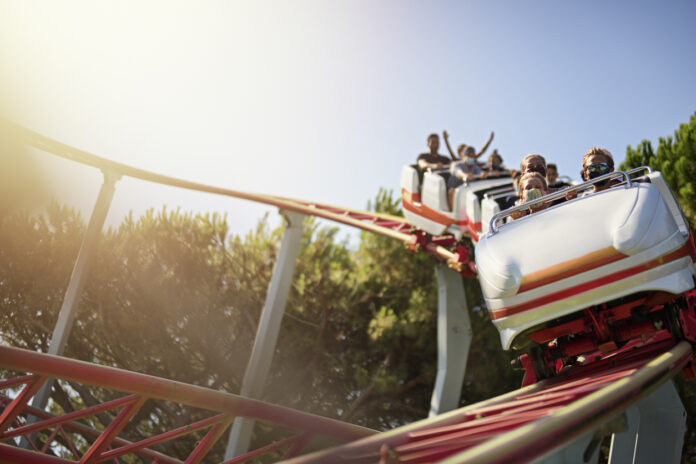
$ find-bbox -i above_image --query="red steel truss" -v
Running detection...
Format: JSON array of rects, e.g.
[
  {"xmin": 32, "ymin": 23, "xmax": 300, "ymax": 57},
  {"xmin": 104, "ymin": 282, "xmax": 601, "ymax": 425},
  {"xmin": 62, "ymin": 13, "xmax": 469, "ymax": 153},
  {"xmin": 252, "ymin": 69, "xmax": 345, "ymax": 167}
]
[
  {"xmin": 0, "ymin": 345, "xmax": 375, "ymax": 463},
  {"xmin": 282, "ymin": 335, "xmax": 691, "ymax": 464},
  {"xmin": 0, "ymin": 334, "xmax": 689, "ymax": 463}
]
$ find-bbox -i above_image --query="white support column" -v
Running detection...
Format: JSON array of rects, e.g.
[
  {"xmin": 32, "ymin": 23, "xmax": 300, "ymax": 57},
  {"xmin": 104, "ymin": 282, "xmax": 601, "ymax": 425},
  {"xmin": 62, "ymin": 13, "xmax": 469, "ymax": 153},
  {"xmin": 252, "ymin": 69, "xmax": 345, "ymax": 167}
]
[
  {"xmin": 532, "ymin": 430, "xmax": 598, "ymax": 464},
  {"xmin": 30, "ymin": 170, "xmax": 120, "ymax": 411},
  {"xmin": 224, "ymin": 210, "xmax": 305, "ymax": 459},
  {"xmin": 429, "ymin": 264, "xmax": 472, "ymax": 417},
  {"xmin": 608, "ymin": 380, "xmax": 686, "ymax": 464},
  {"xmin": 533, "ymin": 380, "xmax": 686, "ymax": 464}
]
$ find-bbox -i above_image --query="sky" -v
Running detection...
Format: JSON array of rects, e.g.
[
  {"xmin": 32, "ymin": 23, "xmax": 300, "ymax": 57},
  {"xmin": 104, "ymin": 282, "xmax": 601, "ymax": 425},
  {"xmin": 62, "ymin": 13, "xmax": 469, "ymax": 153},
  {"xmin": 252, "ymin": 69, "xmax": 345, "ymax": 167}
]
[{"xmin": 1, "ymin": 0, "xmax": 695, "ymax": 241}]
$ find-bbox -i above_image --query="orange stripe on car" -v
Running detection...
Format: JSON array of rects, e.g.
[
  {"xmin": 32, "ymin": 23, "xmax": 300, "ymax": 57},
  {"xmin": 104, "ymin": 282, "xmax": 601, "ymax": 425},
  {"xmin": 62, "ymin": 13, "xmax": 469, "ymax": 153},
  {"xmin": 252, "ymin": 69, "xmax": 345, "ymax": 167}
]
[
  {"xmin": 518, "ymin": 247, "xmax": 629, "ymax": 294},
  {"xmin": 489, "ymin": 242, "xmax": 691, "ymax": 320}
]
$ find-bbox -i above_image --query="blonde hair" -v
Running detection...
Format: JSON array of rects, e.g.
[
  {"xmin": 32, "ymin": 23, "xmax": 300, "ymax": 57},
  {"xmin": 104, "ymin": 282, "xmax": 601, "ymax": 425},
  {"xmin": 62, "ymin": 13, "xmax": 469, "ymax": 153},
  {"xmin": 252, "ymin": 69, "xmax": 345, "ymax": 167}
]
[
  {"xmin": 582, "ymin": 147, "xmax": 614, "ymax": 171},
  {"xmin": 518, "ymin": 172, "xmax": 548, "ymax": 192},
  {"xmin": 520, "ymin": 154, "xmax": 546, "ymax": 171}
]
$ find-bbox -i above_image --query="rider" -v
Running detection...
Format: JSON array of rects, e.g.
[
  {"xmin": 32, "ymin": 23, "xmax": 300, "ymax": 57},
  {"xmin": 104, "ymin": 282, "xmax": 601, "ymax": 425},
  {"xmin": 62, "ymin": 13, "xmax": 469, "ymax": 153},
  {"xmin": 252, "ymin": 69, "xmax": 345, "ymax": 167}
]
[
  {"xmin": 443, "ymin": 129, "xmax": 495, "ymax": 162},
  {"xmin": 482, "ymin": 149, "xmax": 508, "ymax": 178},
  {"xmin": 509, "ymin": 155, "xmax": 547, "ymax": 219},
  {"xmin": 520, "ymin": 154, "xmax": 547, "ymax": 178},
  {"xmin": 511, "ymin": 172, "xmax": 550, "ymax": 220},
  {"xmin": 416, "ymin": 133, "xmax": 451, "ymax": 173},
  {"xmin": 566, "ymin": 147, "xmax": 615, "ymax": 200},
  {"xmin": 547, "ymin": 163, "xmax": 570, "ymax": 189}
]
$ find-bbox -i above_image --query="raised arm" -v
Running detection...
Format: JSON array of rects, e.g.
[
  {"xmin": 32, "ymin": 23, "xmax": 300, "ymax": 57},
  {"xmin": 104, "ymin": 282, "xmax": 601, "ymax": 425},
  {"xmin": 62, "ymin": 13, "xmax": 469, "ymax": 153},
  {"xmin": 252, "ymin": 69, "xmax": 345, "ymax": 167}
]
[
  {"xmin": 476, "ymin": 131, "xmax": 495, "ymax": 158},
  {"xmin": 442, "ymin": 130, "xmax": 457, "ymax": 161}
]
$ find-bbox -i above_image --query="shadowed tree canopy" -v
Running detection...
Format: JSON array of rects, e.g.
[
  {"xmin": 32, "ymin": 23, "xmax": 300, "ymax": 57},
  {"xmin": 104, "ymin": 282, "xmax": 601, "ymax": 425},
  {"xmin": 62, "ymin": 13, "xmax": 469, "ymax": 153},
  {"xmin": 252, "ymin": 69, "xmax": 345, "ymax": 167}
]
[
  {"xmin": 620, "ymin": 111, "xmax": 696, "ymax": 228},
  {"xmin": 0, "ymin": 189, "xmax": 518, "ymax": 462}
]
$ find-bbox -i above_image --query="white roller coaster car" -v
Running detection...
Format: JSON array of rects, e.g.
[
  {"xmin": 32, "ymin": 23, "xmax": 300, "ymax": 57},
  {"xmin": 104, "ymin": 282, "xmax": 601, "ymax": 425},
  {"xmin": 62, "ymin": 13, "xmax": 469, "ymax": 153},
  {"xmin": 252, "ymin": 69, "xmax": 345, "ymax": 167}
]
[
  {"xmin": 475, "ymin": 168, "xmax": 696, "ymax": 351},
  {"xmin": 401, "ymin": 164, "xmax": 514, "ymax": 242}
]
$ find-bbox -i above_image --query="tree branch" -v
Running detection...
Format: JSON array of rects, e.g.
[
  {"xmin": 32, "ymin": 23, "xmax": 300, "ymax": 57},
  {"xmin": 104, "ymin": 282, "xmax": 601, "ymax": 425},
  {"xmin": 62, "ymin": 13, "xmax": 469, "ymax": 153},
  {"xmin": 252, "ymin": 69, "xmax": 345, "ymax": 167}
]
[{"xmin": 341, "ymin": 353, "xmax": 391, "ymax": 422}]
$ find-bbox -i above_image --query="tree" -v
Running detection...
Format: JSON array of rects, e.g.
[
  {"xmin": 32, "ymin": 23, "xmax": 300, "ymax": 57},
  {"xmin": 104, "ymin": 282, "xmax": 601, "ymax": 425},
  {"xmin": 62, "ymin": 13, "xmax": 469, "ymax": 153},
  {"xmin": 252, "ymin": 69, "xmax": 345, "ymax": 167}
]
[
  {"xmin": 0, "ymin": 190, "xmax": 518, "ymax": 462},
  {"xmin": 620, "ymin": 111, "xmax": 696, "ymax": 228},
  {"xmin": 620, "ymin": 111, "xmax": 696, "ymax": 461}
]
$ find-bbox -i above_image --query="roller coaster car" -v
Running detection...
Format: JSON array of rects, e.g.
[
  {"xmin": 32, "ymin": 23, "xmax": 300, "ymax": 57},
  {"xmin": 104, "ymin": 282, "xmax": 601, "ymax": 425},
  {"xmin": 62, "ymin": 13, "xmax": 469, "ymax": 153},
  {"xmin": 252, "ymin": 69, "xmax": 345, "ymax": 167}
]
[
  {"xmin": 475, "ymin": 168, "xmax": 696, "ymax": 376},
  {"xmin": 400, "ymin": 164, "xmax": 513, "ymax": 241}
]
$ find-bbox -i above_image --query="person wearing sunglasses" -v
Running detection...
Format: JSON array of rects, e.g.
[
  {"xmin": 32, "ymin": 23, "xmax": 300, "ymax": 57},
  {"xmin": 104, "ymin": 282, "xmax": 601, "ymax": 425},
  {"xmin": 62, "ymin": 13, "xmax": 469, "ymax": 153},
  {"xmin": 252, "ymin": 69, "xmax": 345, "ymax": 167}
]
[{"xmin": 566, "ymin": 147, "xmax": 616, "ymax": 200}]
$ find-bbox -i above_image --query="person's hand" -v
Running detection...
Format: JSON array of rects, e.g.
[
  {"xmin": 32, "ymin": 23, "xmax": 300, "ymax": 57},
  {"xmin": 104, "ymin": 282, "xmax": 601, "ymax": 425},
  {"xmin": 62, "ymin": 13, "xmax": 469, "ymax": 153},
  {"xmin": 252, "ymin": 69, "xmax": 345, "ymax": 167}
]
[
  {"xmin": 565, "ymin": 189, "xmax": 578, "ymax": 201},
  {"xmin": 480, "ymin": 171, "xmax": 489, "ymax": 179},
  {"xmin": 529, "ymin": 201, "xmax": 545, "ymax": 212},
  {"xmin": 509, "ymin": 209, "xmax": 527, "ymax": 220},
  {"xmin": 466, "ymin": 173, "xmax": 474, "ymax": 181},
  {"xmin": 436, "ymin": 162, "xmax": 444, "ymax": 170}
]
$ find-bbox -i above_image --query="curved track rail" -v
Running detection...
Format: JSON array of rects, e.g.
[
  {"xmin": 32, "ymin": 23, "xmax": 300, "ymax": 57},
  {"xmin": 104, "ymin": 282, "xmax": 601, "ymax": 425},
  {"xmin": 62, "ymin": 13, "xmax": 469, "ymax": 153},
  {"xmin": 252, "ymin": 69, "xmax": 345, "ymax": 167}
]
[
  {"xmin": 0, "ymin": 345, "xmax": 376, "ymax": 464},
  {"xmin": 283, "ymin": 334, "xmax": 690, "ymax": 463},
  {"xmin": 6, "ymin": 121, "xmax": 468, "ymax": 270}
]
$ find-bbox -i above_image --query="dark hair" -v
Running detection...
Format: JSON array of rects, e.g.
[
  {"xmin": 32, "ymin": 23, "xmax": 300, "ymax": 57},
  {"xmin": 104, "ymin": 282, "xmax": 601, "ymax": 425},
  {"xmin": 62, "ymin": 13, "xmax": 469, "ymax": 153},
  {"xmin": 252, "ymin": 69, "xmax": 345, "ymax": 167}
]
[
  {"xmin": 458, "ymin": 144, "xmax": 475, "ymax": 156},
  {"xmin": 490, "ymin": 149, "xmax": 503, "ymax": 164},
  {"xmin": 427, "ymin": 133, "xmax": 439, "ymax": 142},
  {"xmin": 547, "ymin": 163, "xmax": 558, "ymax": 171}
]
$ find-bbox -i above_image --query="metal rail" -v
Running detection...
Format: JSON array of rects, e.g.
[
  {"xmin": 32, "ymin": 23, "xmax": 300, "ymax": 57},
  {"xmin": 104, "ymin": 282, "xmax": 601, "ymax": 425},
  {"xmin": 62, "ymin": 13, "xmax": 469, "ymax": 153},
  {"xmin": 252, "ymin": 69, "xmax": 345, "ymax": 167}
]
[
  {"xmin": 6, "ymin": 121, "xmax": 464, "ymax": 265},
  {"xmin": 488, "ymin": 169, "xmax": 635, "ymax": 235},
  {"xmin": 281, "ymin": 335, "xmax": 690, "ymax": 463},
  {"xmin": 0, "ymin": 345, "xmax": 375, "ymax": 463},
  {"xmin": 0, "ymin": 336, "xmax": 689, "ymax": 463}
]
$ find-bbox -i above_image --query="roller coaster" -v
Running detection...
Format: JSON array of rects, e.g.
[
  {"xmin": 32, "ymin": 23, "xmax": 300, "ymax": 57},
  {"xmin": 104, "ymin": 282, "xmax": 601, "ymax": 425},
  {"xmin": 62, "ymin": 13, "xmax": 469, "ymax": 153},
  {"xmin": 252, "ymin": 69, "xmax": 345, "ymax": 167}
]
[{"xmin": 1, "ymin": 122, "xmax": 695, "ymax": 463}]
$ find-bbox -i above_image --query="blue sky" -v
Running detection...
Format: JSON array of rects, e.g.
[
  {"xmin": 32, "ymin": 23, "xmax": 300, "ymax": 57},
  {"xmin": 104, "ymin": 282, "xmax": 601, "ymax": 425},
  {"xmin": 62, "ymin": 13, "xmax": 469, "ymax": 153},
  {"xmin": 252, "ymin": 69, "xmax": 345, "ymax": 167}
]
[{"xmin": 1, "ymin": 1, "xmax": 695, "ymax": 239}]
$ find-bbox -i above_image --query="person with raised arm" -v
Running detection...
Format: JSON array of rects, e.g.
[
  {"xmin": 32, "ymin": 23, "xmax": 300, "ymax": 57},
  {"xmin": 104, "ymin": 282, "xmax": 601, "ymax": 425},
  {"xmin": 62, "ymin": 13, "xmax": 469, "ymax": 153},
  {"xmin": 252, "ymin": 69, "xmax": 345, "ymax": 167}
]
[
  {"xmin": 416, "ymin": 133, "xmax": 451, "ymax": 173},
  {"xmin": 442, "ymin": 129, "xmax": 495, "ymax": 162}
]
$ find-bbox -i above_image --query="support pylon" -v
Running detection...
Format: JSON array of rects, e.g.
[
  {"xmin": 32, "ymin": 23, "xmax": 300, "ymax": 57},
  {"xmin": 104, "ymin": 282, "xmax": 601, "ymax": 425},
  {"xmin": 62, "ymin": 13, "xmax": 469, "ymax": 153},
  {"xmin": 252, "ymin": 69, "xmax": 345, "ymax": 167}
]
[
  {"xmin": 429, "ymin": 264, "xmax": 472, "ymax": 416},
  {"xmin": 224, "ymin": 210, "xmax": 305, "ymax": 459}
]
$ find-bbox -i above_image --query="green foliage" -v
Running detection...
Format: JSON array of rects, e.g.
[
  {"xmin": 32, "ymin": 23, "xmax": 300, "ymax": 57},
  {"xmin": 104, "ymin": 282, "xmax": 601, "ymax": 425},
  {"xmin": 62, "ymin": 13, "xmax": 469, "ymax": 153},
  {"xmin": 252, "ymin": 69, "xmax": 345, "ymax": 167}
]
[
  {"xmin": 0, "ymin": 188, "xmax": 518, "ymax": 461},
  {"xmin": 620, "ymin": 111, "xmax": 696, "ymax": 228},
  {"xmin": 621, "ymin": 111, "xmax": 696, "ymax": 462}
]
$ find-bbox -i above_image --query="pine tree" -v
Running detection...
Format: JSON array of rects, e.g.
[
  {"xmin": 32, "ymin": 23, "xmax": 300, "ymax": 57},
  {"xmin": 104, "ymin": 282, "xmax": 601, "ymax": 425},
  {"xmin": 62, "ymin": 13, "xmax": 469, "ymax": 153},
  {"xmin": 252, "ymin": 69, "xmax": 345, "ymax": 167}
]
[{"xmin": 620, "ymin": 111, "xmax": 696, "ymax": 228}]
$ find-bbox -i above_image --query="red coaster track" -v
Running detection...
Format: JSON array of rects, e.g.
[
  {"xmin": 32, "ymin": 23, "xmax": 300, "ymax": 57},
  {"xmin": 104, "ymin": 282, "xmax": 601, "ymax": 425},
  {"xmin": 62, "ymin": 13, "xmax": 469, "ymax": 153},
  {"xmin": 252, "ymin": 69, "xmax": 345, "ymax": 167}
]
[
  {"xmin": 0, "ymin": 122, "xmax": 693, "ymax": 463},
  {"xmin": 0, "ymin": 334, "xmax": 689, "ymax": 463}
]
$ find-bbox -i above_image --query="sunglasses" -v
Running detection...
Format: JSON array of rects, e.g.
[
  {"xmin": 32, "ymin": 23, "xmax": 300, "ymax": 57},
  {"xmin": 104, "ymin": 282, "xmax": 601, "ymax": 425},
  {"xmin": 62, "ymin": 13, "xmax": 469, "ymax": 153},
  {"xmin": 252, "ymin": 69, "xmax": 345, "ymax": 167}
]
[{"xmin": 586, "ymin": 162, "xmax": 610, "ymax": 174}]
